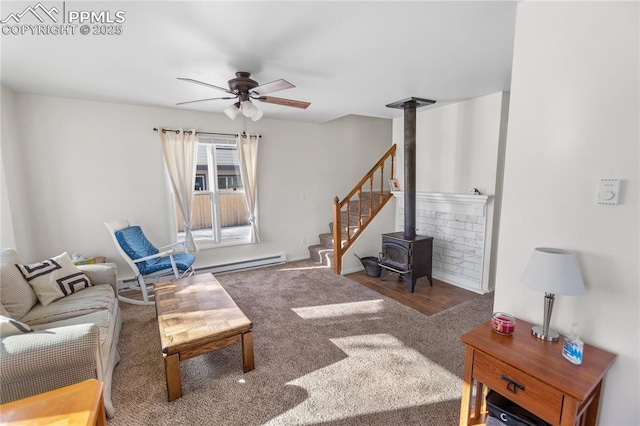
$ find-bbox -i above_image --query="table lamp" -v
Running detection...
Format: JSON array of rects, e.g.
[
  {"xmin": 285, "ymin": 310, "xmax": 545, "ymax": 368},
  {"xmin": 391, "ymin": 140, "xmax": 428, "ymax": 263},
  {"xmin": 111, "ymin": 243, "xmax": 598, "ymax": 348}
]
[{"xmin": 521, "ymin": 248, "xmax": 586, "ymax": 341}]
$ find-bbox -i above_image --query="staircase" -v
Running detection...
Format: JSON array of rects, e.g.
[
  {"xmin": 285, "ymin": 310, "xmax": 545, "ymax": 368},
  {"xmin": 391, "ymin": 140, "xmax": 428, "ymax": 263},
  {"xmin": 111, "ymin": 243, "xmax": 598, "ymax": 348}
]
[
  {"xmin": 308, "ymin": 191, "xmax": 386, "ymax": 267},
  {"xmin": 307, "ymin": 144, "xmax": 397, "ymax": 273}
]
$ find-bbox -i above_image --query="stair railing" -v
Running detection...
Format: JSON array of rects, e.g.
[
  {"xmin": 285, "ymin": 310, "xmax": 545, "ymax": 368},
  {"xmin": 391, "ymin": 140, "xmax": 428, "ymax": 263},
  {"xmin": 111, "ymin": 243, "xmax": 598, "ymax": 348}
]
[{"xmin": 332, "ymin": 144, "xmax": 396, "ymax": 274}]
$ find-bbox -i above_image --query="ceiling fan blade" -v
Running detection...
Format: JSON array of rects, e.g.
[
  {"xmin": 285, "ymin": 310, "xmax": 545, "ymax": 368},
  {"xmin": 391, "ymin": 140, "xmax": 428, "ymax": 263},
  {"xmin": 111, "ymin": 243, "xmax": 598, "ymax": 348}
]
[
  {"xmin": 256, "ymin": 96, "xmax": 310, "ymax": 109},
  {"xmin": 251, "ymin": 79, "xmax": 295, "ymax": 95},
  {"xmin": 176, "ymin": 96, "xmax": 236, "ymax": 106},
  {"xmin": 177, "ymin": 78, "xmax": 233, "ymax": 94}
]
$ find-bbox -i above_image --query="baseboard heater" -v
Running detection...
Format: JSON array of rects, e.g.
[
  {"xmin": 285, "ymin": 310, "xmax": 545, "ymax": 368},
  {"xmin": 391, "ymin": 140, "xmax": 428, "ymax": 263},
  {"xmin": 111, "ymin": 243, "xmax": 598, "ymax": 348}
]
[
  {"xmin": 196, "ymin": 253, "xmax": 287, "ymax": 275},
  {"xmin": 118, "ymin": 253, "xmax": 286, "ymax": 290}
]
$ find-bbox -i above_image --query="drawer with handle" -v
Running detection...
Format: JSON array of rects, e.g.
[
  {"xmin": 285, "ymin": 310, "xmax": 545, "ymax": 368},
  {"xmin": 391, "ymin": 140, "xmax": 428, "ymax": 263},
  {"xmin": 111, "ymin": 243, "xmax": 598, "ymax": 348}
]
[{"xmin": 473, "ymin": 351, "xmax": 563, "ymax": 425}]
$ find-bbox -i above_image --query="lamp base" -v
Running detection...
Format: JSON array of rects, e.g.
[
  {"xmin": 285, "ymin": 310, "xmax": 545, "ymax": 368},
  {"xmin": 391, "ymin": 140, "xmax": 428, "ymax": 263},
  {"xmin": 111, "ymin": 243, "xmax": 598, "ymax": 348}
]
[{"xmin": 531, "ymin": 325, "xmax": 560, "ymax": 342}]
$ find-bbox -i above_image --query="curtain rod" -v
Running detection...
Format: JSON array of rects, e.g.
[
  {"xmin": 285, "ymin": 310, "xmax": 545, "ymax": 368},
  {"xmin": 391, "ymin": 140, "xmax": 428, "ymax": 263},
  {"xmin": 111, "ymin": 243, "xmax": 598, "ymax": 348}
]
[{"xmin": 153, "ymin": 128, "xmax": 261, "ymax": 138}]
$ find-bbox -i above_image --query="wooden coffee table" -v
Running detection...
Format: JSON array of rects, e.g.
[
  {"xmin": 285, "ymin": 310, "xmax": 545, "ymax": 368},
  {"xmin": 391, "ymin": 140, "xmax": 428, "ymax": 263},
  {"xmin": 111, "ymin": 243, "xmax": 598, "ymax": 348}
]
[
  {"xmin": 154, "ymin": 273, "xmax": 254, "ymax": 401},
  {"xmin": 0, "ymin": 379, "xmax": 106, "ymax": 425}
]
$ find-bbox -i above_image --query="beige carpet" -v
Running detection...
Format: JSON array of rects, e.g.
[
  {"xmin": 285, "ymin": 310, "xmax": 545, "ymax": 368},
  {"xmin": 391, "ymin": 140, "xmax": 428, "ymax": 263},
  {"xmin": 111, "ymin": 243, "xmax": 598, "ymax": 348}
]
[{"xmin": 108, "ymin": 260, "xmax": 493, "ymax": 425}]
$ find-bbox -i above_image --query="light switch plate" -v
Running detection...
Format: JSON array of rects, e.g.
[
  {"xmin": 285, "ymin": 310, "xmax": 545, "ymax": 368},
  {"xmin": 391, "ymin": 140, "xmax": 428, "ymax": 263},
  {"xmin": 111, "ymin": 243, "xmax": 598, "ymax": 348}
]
[{"xmin": 597, "ymin": 179, "xmax": 621, "ymax": 205}]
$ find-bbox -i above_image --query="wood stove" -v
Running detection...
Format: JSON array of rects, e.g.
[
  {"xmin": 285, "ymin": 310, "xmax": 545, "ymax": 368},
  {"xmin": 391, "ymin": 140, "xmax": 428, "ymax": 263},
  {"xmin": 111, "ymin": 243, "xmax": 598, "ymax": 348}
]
[
  {"xmin": 380, "ymin": 96, "xmax": 436, "ymax": 293},
  {"xmin": 379, "ymin": 232, "xmax": 433, "ymax": 293}
]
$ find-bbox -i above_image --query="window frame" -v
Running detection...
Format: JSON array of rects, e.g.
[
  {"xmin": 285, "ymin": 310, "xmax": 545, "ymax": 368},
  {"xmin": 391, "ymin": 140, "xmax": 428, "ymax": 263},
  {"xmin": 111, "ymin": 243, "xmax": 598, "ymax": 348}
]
[{"xmin": 167, "ymin": 135, "xmax": 253, "ymax": 249}]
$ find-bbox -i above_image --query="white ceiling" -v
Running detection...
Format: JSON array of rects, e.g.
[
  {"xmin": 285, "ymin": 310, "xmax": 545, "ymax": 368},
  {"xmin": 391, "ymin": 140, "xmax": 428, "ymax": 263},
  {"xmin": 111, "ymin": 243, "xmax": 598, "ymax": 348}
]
[{"xmin": 0, "ymin": 1, "xmax": 518, "ymax": 124}]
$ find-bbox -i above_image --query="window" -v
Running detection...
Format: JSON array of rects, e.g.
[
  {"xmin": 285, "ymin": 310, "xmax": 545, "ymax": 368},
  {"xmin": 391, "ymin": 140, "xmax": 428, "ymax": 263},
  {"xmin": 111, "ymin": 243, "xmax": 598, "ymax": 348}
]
[{"xmin": 171, "ymin": 135, "xmax": 252, "ymax": 246}]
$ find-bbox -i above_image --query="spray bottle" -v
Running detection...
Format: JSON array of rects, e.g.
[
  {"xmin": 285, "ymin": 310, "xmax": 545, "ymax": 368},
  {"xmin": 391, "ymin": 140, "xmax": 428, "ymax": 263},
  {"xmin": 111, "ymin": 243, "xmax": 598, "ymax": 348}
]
[{"xmin": 562, "ymin": 323, "xmax": 584, "ymax": 365}]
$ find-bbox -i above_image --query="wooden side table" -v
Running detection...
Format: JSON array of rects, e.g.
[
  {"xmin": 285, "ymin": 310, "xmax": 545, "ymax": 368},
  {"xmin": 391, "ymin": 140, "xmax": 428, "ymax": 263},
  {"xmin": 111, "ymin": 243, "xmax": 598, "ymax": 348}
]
[
  {"xmin": 459, "ymin": 318, "xmax": 616, "ymax": 426},
  {"xmin": 73, "ymin": 256, "xmax": 106, "ymax": 265},
  {"xmin": 0, "ymin": 379, "xmax": 107, "ymax": 426}
]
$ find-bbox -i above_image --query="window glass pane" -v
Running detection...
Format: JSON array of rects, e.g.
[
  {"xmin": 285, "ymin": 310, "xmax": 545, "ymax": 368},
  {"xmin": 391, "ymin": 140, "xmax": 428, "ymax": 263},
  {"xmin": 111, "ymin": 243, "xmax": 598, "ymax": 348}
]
[
  {"xmin": 175, "ymin": 192, "xmax": 215, "ymax": 241},
  {"xmin": 173, "ymin": 137, "xmax": 252, "ymax": 245},
  {"xmin": 216, "ymin": 146, "xmax": 250, "ymax": 242}
]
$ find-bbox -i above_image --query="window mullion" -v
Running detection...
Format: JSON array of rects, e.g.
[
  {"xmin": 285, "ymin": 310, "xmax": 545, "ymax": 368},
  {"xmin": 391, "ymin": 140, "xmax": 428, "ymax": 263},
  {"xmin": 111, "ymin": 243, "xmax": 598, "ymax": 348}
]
[{"xmin": 209, "ymin": 144, "xmax": 222, "ymax": 243}]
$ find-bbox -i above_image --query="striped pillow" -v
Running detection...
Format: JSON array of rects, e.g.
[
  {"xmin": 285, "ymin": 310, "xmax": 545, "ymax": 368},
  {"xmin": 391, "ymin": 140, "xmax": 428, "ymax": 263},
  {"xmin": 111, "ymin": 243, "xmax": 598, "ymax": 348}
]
[{"xmin": 16, "ymin": 252, "xmax": 93, "ymax": 306}]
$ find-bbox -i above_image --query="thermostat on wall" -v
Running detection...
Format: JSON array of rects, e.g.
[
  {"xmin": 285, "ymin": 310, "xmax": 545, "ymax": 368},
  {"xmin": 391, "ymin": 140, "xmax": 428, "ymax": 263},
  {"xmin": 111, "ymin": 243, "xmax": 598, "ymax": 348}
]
[{"xmin": 597, "ymin": 179, "xmax": 621, "ymax": 205}]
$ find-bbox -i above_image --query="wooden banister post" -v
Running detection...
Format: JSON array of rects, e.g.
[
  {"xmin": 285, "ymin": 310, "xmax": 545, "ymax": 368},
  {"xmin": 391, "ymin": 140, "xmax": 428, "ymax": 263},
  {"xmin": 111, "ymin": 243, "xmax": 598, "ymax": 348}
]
[{"xmin": 333, "ymin": 196, "xmax": 342, "ymax": 274}]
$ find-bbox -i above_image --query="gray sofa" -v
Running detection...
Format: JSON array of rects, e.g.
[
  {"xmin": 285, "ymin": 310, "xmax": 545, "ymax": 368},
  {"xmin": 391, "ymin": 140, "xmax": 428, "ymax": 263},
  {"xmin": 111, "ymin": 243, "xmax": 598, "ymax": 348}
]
[{"xmin": 0, "ymin": 248, "xmax": 122, "ymax": 417}]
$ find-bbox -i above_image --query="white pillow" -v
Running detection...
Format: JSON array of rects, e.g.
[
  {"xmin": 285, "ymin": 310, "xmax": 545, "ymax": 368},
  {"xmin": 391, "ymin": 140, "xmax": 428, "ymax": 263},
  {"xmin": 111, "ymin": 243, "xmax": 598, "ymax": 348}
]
[
  {"xmin": 0, "ymin": 314, "xmax": 34, "ymax": 337},
  {"xmin": 16, "ymin": 252, "xmax": 93, "ymax": 306}
]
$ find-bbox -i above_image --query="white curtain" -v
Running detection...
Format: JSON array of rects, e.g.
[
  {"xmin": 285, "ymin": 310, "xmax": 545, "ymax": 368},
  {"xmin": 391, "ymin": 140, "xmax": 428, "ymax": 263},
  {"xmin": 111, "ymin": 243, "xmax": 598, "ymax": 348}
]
[
  {"xmin": 237, "ymin": 133, "xmax": 260, "ymax": 243},
  {"xmin": 159, "ymin": 128, "xmax": 199, "ymax": 251}
]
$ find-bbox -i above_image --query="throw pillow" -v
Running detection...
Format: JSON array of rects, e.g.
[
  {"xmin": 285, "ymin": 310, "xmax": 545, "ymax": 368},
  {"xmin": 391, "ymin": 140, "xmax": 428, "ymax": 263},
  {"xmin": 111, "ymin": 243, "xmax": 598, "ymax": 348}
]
[
  {"xmin": 16, "ymin": 252, "xmax": 93, "ymax": 306},
  {"xmin": 1, "ymin": 248, "xmax": 39, "ymax": 319},
  {"xmin": 0, "ymin": 314, "xmax": 34, "ymax": 337}
]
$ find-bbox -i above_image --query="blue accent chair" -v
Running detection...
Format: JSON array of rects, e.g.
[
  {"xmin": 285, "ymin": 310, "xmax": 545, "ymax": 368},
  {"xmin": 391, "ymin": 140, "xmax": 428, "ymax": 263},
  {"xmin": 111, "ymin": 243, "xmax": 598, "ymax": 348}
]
[{"xmin": 105, "ymin": 219, "xmax": 195, "ymax": 305}]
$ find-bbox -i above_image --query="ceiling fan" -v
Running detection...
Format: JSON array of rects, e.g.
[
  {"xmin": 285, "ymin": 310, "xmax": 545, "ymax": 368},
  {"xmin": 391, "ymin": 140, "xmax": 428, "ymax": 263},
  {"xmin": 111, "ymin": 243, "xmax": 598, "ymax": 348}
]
[{"xmin": 176, "ymin": 71, "xmax": 311, "ymax": 121}]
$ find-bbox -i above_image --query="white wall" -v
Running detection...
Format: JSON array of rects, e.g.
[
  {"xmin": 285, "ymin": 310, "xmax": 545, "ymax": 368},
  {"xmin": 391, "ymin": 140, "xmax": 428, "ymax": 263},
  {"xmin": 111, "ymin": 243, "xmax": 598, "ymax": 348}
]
[
  {"xmin": 0, "ymin": 166, "xmax": 13, "ymax": 249},
  {"xmin": 5, "ymin": 93, "xmax": 391, "ymax": 277},
  {"xmin": 394, "ymin": 92, "xmax": 508, "ymax": 195},
  {"xmin": 0, "ymin": 85, "xmax": 29, "ymax": 250},
  {"xmin": 1, "ymin": 85, "xmax": 17, "ymax": 249},
  {"xmin": 392, "ymin": 92, "xmax": 509, "ymax": 291},
  {"xmin": 494, "ymin": 2, "xmax": 639, "ymax": 425}
]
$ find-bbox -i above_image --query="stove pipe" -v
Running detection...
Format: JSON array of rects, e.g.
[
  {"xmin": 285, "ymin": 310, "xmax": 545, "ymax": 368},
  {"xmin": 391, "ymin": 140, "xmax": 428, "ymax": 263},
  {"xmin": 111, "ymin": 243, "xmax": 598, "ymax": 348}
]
[{"xmin": 386, "ymin": 97, "xmax": 436, "ymax": 240}]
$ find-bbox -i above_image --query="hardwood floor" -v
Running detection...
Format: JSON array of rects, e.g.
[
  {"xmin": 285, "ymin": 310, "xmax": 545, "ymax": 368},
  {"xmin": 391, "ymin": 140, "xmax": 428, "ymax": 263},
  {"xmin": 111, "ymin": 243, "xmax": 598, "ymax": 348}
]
[{"xmin": 345, "ymin": 270, "xmax": 484, "ymax": 316}]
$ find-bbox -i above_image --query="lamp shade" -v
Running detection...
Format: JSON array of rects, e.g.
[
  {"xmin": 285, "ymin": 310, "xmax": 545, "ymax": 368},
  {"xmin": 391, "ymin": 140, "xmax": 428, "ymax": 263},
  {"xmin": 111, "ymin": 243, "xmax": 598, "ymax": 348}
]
[
  {"xmin": 251, "ymin": 108, "xmax": 263, "ymax": 121},
  {"xmin": 521, "ymin": 248, "xmax": 585, "ymax": 295},
  {"xmin": 241, "ymin": 100, "xmax": 256, "ymax": 117},
  {"xmin": 224, "ymin": 103, "xmax": 240, "ymax": 120}
]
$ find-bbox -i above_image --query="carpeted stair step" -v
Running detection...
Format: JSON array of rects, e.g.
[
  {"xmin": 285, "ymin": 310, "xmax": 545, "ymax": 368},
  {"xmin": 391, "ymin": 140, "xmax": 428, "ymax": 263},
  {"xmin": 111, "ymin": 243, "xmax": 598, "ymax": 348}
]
[
  {"xmin": 339, "ymin": 201, "xmax": 383, "ymax": 224},
  {"xmin": 329, "ymin": 221, "xmax": 359, "ymax": 235},
  {"xmin": 309, "ymin": 190, "xmax": 390, "ymax": 266},
  {"xmin": 309, "ymin": 232, "xmax": 347, "ymax": 266},
  {"xmin": 319, "ymin": 233, "xmax": 340, "ymax": 247},
  {"xmin": 353, "ymin": 192, "xmax": 387, "ymax": 206},
  {"xmin": 308, "ymin": 244, "xmax": 335, "ymax": 266},
  {"xmin": 325, "ymin": 251, "xmax": 334, "ymax": 266},
  {"xmin": 335, "ymin": 211, "xmax": 363, "ymax": 227}
]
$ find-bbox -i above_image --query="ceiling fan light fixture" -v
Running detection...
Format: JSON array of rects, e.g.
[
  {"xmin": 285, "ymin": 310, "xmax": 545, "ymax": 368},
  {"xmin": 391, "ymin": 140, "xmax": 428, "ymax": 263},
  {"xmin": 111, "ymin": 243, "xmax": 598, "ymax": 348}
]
[
  {"xmin": 177, "ymin": 72, "xmax": 309, "ymax": 121},
  {"xmin": 251, "ymin": 108, "xmax": 263, "ymax": 121},
  {"xmin": 241, "ymin": 100, "xmax": 256, "ymax": 118},
  {"xmin": 224, "ymin": 103, "xmax": 240, "ymax": 120}
]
